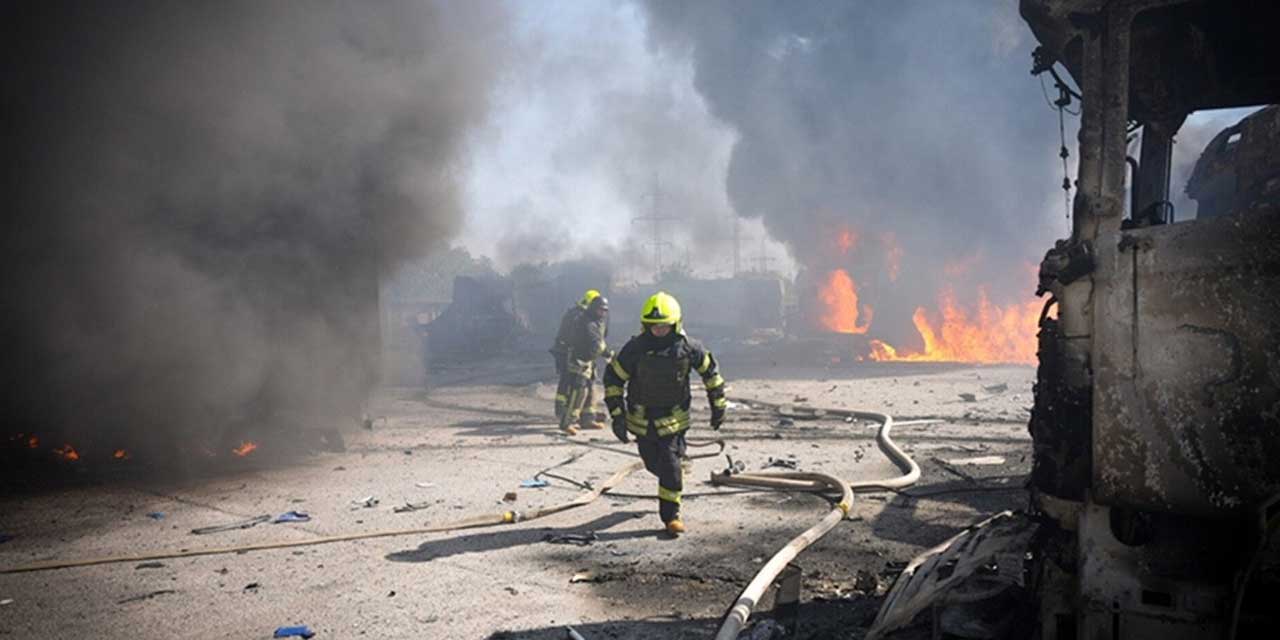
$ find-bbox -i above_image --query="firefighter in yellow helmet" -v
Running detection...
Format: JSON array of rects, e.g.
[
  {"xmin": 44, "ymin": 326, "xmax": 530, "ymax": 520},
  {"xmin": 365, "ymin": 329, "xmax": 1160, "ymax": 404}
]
[
  {"xmin": 603, "ymin": 292, "xmax": 727, "ymax": 536},
  {"xmin": 551, "ymin": 289, "xmax": 600, "ymax": 420},
  {"xmin": 558, "ymin": 293, "xmax": 612, "ymax": 435}
]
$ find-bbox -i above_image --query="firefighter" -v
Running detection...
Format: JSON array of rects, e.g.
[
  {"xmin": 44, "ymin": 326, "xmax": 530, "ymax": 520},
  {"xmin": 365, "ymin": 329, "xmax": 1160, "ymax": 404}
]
[
  {"xmin": 552, "ymin": 289, "xmax": 599, "ymax": 420},
  {"xmin": 559, "ymin": 293, "xmax": 611, "ymax": 435},
  {"xmin": 603, "ymin": 292, "xmax": 726, "ymax": 536}
]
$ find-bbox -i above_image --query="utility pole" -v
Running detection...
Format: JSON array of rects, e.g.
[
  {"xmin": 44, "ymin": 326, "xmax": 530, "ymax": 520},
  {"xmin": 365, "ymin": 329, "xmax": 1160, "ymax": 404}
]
[{"xmin": 631, "ymin": 177, "xmax": 679, "ymax": 281}]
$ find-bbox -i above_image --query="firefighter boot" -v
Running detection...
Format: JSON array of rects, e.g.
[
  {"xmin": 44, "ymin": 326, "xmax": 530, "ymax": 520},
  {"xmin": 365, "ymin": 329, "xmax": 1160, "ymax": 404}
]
[{"xmin": 665, "ymin": 518, "xmax": 686, "ymax": 536}]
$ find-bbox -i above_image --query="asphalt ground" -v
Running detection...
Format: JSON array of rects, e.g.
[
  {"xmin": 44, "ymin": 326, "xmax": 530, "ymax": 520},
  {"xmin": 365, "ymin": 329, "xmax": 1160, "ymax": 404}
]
[{"xmin": 0, "ymin": 355, "xmax": 1033, "ymax": 639}]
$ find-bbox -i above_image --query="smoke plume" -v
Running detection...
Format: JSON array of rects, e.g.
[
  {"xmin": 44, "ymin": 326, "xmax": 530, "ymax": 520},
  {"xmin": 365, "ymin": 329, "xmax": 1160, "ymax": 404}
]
[
  {"xmin": 1, "ymin": 2, "xmax": 507, "ymax": 461},
  {"xmin": 641, "ymin": 0, "xmax": 1066, "ymax": 342}
]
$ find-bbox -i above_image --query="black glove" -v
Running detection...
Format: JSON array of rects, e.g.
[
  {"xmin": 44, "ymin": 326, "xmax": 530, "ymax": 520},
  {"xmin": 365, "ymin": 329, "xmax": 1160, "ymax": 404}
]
[
  {"xmin": 612, "ymin": 417, "xmax": 629, "ymax": 443},
  {"xmin": 710, "ymin": 406, "xmax": 725, "ymax": 430}
]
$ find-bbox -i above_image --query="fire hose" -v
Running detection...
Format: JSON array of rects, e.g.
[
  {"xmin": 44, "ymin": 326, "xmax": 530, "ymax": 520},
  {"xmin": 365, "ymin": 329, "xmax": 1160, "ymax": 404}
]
[{"xmin": 707, "ymin": 400, "xmax": 921, "ymax": 640}]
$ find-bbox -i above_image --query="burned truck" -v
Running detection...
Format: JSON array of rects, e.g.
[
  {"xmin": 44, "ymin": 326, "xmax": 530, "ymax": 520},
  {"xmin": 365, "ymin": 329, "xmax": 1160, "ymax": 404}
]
[{"xmin": 870, "ymin": 2, "xmax": 1280, "ymax": 638}]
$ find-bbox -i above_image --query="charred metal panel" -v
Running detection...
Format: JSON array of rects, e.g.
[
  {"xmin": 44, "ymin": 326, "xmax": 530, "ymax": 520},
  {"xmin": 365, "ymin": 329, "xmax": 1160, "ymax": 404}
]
[{"xmin": 1093, "ymin": 210, "xmax": 1280, "ymax": 516}]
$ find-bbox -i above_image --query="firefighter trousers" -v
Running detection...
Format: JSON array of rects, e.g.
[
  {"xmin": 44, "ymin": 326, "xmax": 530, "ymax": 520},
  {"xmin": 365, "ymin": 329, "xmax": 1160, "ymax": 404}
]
[
  {"xmin": 557, "ymin": 361, "xmax": 597, "ymax": 430},
  {"xmin": 637, "ymin": 431, "xmax": 687, "ymax": 523}
]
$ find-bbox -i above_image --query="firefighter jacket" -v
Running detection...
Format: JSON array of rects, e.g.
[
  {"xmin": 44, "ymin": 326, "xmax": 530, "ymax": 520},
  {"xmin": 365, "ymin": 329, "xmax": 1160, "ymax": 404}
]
[
  {"xmin": 603, "ymin": 331, "xmax": 727, "ymax": 438},
  {"xmin": 564, "ymin": 311, "xmax": 609, "ymax": 375},
  {"xmin": 550, "ymin": 303, "xmax": 584, "ymax": 358}
]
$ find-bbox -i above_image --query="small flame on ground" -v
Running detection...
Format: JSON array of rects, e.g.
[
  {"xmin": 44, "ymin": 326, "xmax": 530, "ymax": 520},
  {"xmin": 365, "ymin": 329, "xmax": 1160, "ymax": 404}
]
[
  {"xmin": 113, "ymin": 449, "xmax": 129, "ymax": 460},
  {"xmin": 28, "ymin": 435, "xmax": 40, "ymax": 449},
  {"xmin": 232, "ymin": 441, "xmax": 259, "ymax": 457},
  {"xmin": 53, "ymin": 444, "xmax": 81, "ymax": 461},
  {"xmin": 819, "ymin": 269, "xmax": 873, "ymax": 334}
]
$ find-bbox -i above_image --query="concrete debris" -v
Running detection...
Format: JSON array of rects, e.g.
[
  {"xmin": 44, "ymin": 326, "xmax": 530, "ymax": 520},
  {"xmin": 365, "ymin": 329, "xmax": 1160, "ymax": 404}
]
[
  {"xmin": 350, "ymin": 496, "xmax": 379, "ymax": 509},
  {"xmin": 944, "ymin": 456, "xmax": 1006, "ymax": 466},
  {"xmin": 958, "ymin": 393, "xmax": 977, "ymax": 402}
]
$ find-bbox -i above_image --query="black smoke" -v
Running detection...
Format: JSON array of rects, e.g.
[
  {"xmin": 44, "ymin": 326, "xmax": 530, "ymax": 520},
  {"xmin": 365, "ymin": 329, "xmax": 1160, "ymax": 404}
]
[
  {"xmin": 1, "ymin": 2, "xmax": 507, "ymax": 463},
  {"xmin": 641, "ymin": 1, "xmax": 1065, "ymax": 342}
]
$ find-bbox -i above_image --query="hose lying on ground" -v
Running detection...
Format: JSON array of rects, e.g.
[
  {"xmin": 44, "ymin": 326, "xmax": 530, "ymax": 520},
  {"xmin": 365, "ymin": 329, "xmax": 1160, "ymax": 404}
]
[
  {"xmin": 1, "ymin": 439, "xmax": 725, "ymax": 575},
  {"xmin": 1, "ymin": 460, "xmax": 642, "ymax": 574},
  {"xmin": 709, "ymin": 400, "xmax": 921, "ymax": 640}
]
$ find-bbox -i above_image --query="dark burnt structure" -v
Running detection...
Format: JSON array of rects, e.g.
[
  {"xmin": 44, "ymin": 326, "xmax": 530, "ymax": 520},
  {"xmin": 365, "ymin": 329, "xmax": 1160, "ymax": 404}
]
[{"xmin": 871, "ymin": 2, "xmax": 1280, "ymax": 638}]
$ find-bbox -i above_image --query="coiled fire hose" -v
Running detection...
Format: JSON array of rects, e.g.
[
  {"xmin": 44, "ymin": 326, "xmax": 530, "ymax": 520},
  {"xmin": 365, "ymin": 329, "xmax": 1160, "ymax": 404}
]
[{"xmin": 709, "ymin": 400, "xmax": 921, "ymax": 640}]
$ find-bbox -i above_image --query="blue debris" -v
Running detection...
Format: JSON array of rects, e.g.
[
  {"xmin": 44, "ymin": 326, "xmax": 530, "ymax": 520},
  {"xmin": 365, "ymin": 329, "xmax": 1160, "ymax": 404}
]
[
  {"xmin": 273, "ymin": 626, "xmax": 315, "ymax": 639},
  {"xmin": 273, "ymin": 511, "xmax": 311, "ymax": 524},
  {"xmin": 146, "ymin": 512, "xmax": 166, "ymax": 520},
  {"xmin": 519, "ymin": 478, "xmax": 549, "ymax": 488}
]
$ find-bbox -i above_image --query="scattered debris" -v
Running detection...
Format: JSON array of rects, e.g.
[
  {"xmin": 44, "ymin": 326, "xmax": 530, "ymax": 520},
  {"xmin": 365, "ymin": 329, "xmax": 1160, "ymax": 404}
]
[
  {"xmin": 982, "ymin": 383, "xmax": 1009, "ymax": 394},
  {"xmin": 146, "ymin": 512, "xmax": 165, "ymax": 520},
  {"xmin": 544, "ymin": 532, "xmax": 598, "ymax": 546},
  {"xmin": 414, "ymin": 482, "xmax": 437, "ymax": 489},
  {"xmin": 743, "ymin": 618, "xmax": 787, "ymax": 640},
  {"xmin": 943, "ymin": 456, "xmax": 1006, "ymax": 466},
  {"xmin": 763, "ymin": 457, "xmax": 798, "ymax": 470},
  {"xmin": 244, "ymin": 583, "xmax": 261, "ymax": 591},
  {"xmin": 117, "ymin": 590, "xmax": 176, "ymax": 605},
  {"xmin": 958, "ymin": 393, "xmax": 977, "ymax": 402},
  {"xmin": 502, "ymin": 492, "xmax": 518, "ymax": 502},
  {"xmin": 844, "ymin": 416, "xmax": 855, "ymax": 423},
  {"xmin": 505, "ymin": 586, "xmax": 519, "ymax": 596},
  {"xmin": 388, "ymin": 591, "xmax": 396, "ymax": 598},
  {"xmin": 775, "ymin": 418, "xmax": 795, "ymax": 428},
  {"xmin": 569, "ymin": 571, "xmax": 604, "ymax": 584},
  {"xmin": 332, "ymin": 466, "xmax": 346, "ymax": 472},
  {"xmin": 393, "ymin": 501, "xmax": 433, "ymax": 514},
  {"xmin": 520, "ymin": 478, "xmax": 549, "ymax": 488},
  {"xmin": 273, "ymin": 625, "xmax": 316, "ymax": 639},
  {"xmin": 350, "ymin": 496, "xmax": 379, "ymax": 509},
  {"xmin": 566, "ymin": 626, "xmax": 587, "ymax": 640},
  {"xmin": 273, "ymin": 511, "xmax": 311, "ymax": 524},
  {"xmin": 931, "ymin": 457, "xmax": 978, "ymax": 483},
  {"xmin": 0, "ymin": 599, "xmax": 14, "ymax": 606},
  {"xmin": 135, "ymin": 562, "xmax": 166, "ymax": 570},
  {"xmin": 191, "ymin": 515, "xmax": 272, "ymax": 535}
]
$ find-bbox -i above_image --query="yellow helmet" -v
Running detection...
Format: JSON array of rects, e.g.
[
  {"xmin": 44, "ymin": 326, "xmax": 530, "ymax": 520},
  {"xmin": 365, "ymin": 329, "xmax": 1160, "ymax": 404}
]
[
  {"xmin": 641, "ymin": 291, "xmax": 682, "ymax": 325},
  {"xmin": 579, "ymin": 289, "xmax": 601, "ymax": 308}
]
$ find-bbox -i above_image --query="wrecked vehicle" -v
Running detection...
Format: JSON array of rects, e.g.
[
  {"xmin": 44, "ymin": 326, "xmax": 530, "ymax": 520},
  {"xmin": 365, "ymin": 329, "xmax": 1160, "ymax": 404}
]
[{"xmin": 870, "ymin": 1, "xmax": 1280, "ymax": 638}]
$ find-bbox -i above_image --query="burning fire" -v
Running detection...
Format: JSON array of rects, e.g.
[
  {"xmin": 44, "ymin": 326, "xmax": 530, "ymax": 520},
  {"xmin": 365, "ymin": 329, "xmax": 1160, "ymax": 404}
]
[
  {"xmin": 232, "ymin": 441, "xmax": 259, "ymax": 457},
  {"xmin": 113, "ymin": 449, "xmax": 130, "ymax": 460},
  {"xmin": 28, "ymin": 435, "xmax": 39, "ymax": 449},
  {"xmin": 53, "ymin": 444, "xmax": 81, "ymax": 461},
  {"xmin": 870, "ymin": 289, "xmax": 1041, "ymax": 364},
  {"xmin": 819, "ymin": 269, "xmax": 873, "ymax": 334}
]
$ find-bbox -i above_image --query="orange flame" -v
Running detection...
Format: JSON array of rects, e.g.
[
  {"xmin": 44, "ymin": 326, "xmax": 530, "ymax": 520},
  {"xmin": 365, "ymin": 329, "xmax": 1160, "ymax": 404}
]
[
  {"xmin": 819, "ymin": 269, "xmax": 873, "ymax": 334},
  {"xmin": 53, "ymin": 444, "xmax": 80, "ymax": 461},
  {"xmin": 28, "ymin": 435, "xmax": 40, "ymax": 449},
  {"xmin": 113, "ymin": 449, "xmax": 129, "ymax": 460},
  {"xmin": 232, "ymin": 441, "xmax": 259, "ymax": 457},
  {"xmin": 870, "ymin": 289, "xmax": 1041, "ymax": 364}
]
